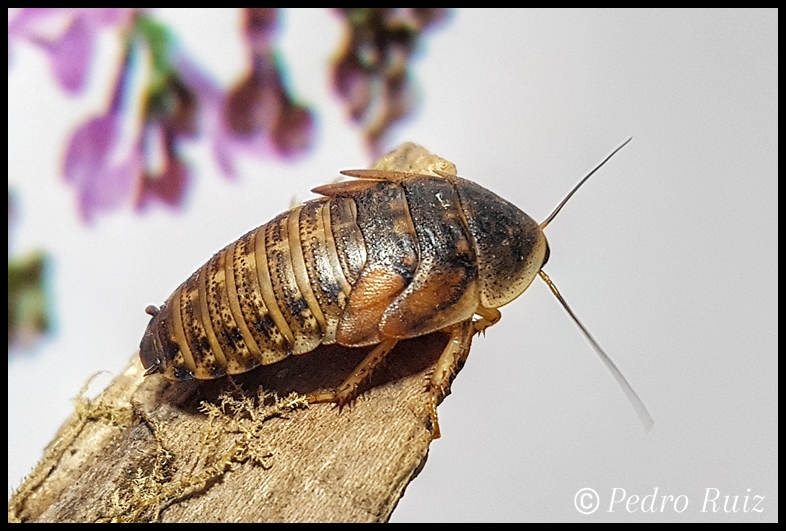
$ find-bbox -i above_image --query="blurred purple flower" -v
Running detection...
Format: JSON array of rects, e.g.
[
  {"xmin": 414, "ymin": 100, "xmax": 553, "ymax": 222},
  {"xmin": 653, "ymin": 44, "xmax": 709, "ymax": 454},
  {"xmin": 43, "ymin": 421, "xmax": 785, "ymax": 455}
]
[
  {"xmin": 168, "ymin": 50, "xmax": 243, "ymax": 178},
  {"xmin": 63, "ymin": 113, "xmax": 142, "ymax": 221},
  {"xmin": 136, "ymin": 126, "xmax": 190, "ymax": 210},
  {"xmin": 8, "ymin": 8, "xmax": 132, "ymax": 93},
  {"xmin": 273, "ymin": 100, "xmax": 315, "ymax": 157},
  {"xmin": 15, "ymin": 9, "xmax": 316, "ymax": 222},
  {"xmin": 225, "ymin": 56, "xmax": 284, "ymax": 138},
  {"xmin": 176, "ymin": 39, "xmax": 314, "ymax": 177},
  {"xmin": 134, "ymin": 64, "xmax": 197, "ymax": 210},
  {"xmin": 62, "ymin": 49, "xmax": 142, "ymax": 222},
  {"xmin": 222, "ymin": 8, "xmax": 315, "ymax": 160},
  {"xmin": 331, "ymin": 8, "xmax": 447, "ymax": 155}
]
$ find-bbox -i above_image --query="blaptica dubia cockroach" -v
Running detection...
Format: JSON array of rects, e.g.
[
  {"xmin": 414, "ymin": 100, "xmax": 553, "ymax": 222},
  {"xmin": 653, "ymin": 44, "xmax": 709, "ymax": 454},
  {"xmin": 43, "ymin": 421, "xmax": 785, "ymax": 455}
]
[{"xmin": 139, "ymin": 140, "xmax": 653, "ymax": 438}]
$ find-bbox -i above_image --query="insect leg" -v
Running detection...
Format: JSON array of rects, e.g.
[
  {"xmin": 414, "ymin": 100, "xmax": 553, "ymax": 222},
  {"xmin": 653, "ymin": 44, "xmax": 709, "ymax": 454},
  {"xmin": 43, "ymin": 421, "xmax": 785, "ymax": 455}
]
[
  {"xmin": 427, "ymin": 320, "xmax": 475, "ymax": 439},
  {"xmin": 473, "ymin": 307, "xmax": 501, "ymax": 335},
  {"xmin": 307, "ymin": 339, "xmax": 399, "ymax": 407}
]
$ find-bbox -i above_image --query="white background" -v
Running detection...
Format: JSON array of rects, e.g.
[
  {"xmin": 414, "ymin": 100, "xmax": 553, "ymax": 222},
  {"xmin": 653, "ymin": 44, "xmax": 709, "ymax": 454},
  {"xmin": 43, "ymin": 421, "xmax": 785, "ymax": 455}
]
[{"xmin": 8, "ymin": 9, "xmax": 777, "ymax": 522}]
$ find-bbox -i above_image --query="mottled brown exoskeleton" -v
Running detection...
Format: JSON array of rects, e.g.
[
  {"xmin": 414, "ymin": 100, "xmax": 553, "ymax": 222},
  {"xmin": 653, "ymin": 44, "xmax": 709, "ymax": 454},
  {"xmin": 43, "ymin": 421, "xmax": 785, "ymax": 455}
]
[{"xmin": 140, "ymin": 141, "xmax": 652, "ymax": 438}]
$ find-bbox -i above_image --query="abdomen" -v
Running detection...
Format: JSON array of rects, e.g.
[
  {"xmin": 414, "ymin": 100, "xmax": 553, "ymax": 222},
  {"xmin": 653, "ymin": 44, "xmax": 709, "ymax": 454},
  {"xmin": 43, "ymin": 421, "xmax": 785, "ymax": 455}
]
[{"xmin": 140, "ymin": 196, "xmax": 367, "ymax": 380}]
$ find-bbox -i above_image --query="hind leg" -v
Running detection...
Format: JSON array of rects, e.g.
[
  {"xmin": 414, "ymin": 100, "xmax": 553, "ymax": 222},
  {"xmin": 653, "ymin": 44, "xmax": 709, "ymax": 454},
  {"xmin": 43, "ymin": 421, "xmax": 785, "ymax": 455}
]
[
  {"xmin": 307, "ymin": 340, "xmax": 399, "ymax": 407},
  {"xmin": 308, "ymin": 319, "xmax": 478, "ymax": 440}
]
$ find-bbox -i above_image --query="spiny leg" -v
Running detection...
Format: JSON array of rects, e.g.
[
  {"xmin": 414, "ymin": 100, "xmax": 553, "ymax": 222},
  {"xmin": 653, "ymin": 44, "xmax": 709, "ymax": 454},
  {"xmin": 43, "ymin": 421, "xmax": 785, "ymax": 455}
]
[
  {"xmin": 427, "ymin": 320, "xmax": 475, "ymax": 439},
  {"xmin": 307, "ymin": 339, "xmax": 398, "ymax": 408},
  {"xmin": 473, "ymin": 306, "xmax": 501, "ymax": 335}
]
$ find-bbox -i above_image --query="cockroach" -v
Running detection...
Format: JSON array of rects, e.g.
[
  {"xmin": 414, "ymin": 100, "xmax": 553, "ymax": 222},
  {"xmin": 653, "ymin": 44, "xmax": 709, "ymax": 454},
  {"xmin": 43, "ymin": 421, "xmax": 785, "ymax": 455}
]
[{"xmin": 140, "ymin": 139, "xmax": 653, "ymax": 438}]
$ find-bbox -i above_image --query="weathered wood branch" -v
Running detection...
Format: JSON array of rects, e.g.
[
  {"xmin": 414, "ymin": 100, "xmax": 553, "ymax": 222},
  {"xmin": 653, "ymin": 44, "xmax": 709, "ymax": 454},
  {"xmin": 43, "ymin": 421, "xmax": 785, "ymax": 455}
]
[
  {"xmin": 8, "ymin": 144, "xmax": 468, "ymax": 523},
  {"xmin": 9, "ymin": 334, "xmax": 460, "ymax": 522}
]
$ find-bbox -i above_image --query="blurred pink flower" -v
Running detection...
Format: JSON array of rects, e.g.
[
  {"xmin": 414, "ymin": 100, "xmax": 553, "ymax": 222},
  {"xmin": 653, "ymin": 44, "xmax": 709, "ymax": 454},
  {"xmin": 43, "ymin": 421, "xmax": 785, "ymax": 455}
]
[
  {"xmin": 136, "ymin": 127, "xmax": 190, "ymax": 210},
  {"xmin": 63, "ymin": 115, "xmax": 142, "ymax": 222},
  {"xmin": 62, "ymin": 59, "xmax": 142, "ymax": 221},
  {"xmin": 176, "ymin": 44, "xmax": 314, "ymax": 177},
  {"xmin": 221, "ymin": 9, "xmax": 315, "ymax": 161},
  {"xmin": 331, "ymin": 8, "xmax": 447, "ymax": 155},
  {"xmin": 8, "ymin": 8, "xmax": 132, "ymax": 93},
  {"xmin": 168, "ymin": 50, "xmax": 243, "ymax": 177},
  {"xmin": 15, "ymin": 9, "xmax": 316, "ymax": 222},
  {"xmin": 272, "ymin": 100, "xmax": 315, "ymax": 157},
  {"xmin": 134, "ymin": 66, "xmax": 197, "ymax": 210}
]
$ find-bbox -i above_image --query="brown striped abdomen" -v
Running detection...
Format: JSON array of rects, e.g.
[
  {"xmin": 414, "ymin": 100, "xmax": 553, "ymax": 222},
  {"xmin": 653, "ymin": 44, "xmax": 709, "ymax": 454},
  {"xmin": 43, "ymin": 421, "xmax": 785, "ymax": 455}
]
[{"xmin": 140, "ymin": 196, "xmax": 367, "ymax": 380}]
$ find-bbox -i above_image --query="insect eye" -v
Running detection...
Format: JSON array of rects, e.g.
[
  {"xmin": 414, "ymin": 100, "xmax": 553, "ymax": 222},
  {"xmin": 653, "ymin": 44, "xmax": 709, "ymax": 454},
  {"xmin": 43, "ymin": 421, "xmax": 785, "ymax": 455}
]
[{"xmin": 541, "ymin": 242, "xmax": 551, "ymax": 268}]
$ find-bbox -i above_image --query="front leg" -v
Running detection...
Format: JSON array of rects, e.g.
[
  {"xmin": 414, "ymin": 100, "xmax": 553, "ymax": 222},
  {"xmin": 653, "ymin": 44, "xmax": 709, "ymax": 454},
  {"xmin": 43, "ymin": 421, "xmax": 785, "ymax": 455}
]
[
  {"xmin": 473, "ymin": 307, "xmax": 501, "ymax": 335},
  {"xmin": 426, "ymin": 320, "xmax": 475, "ymax": 439}
]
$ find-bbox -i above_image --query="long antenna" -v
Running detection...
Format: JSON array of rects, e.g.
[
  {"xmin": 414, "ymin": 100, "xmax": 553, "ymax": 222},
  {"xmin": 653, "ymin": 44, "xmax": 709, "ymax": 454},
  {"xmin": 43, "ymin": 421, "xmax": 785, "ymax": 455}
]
[
  {"xmin": 540, "ymin": 137, "xmax": 632, "ymax": 230},
  {"xmin": 539, "ymin": 270, "xmax": 654, "ymax": 431},
  {"xmin": 537, "ymin": 137, "xmax": 653, "ymax": 431}
]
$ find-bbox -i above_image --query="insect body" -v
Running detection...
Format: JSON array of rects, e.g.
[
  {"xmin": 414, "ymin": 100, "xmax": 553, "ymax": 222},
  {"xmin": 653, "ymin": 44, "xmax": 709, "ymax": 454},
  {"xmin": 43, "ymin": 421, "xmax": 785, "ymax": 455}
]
[{"xmin": 140, "ymin": 141, "xmax": 652, "ymax": 437}]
